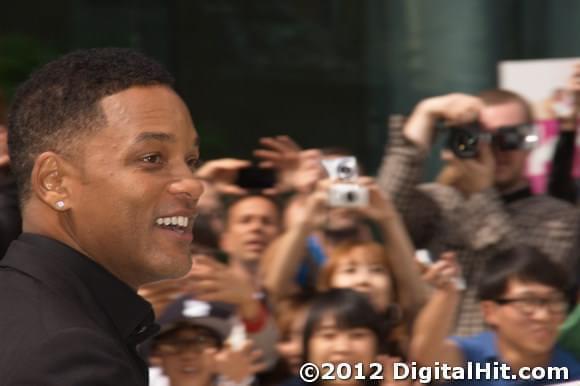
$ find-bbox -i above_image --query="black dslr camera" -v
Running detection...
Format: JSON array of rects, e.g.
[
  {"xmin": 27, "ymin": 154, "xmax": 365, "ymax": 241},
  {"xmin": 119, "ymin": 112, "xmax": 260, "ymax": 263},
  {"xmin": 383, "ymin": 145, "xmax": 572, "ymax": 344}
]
[{"xmin": 446, "ymin": 123, "xmax": 536, "ymax": 159}]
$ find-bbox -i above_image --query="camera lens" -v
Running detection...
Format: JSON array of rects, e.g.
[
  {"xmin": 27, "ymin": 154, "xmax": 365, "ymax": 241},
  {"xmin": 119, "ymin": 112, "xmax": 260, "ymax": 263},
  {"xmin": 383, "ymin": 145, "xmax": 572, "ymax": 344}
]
[
  {"xmin": 337, "ymin": 164, "xmax": 354, "ymax": 180},
  {"xmin": 345, "ymin": 191, "xmax": 358, "ymax": 202},
  {"xmin": 448, "ymin": 126, "xmax": 479, "ymax": 158}
]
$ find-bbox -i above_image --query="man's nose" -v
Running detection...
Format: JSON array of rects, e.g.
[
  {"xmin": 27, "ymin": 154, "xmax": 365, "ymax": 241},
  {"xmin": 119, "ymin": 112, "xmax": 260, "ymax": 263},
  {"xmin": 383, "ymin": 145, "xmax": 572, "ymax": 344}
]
[
  {"xmin": 168, "ymin": 174, "xmax": 204, "ymax": 205},
  {"xmin": 529, "ymin": 303, "xmax": 553, "ymax": 321}
]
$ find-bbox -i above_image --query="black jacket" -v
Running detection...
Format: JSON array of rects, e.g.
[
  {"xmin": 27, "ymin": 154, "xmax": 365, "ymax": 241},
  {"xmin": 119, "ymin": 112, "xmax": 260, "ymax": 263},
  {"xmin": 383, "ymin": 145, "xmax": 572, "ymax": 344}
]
[{"xmin": 0, "ymin": 233, "xmax": 159, "ymax": 385}]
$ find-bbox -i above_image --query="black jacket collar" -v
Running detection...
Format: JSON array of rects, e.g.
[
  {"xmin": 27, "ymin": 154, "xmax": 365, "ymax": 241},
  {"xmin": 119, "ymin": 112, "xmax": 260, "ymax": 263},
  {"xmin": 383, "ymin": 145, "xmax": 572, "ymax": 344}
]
[
  {"xmin": 2, "ymin": 233, "xmax": 158, "ymax": 345},
  {"xmin": 500, "ymin": 185, "xmax": 533, "ymax": 204}
]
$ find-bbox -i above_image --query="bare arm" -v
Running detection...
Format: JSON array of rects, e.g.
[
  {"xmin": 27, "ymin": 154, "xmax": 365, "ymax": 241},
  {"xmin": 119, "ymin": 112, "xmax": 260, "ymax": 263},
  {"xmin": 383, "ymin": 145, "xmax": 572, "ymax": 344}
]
[
  {"xmin": 260, "ymin": 221, "xmax": 313, "ymax": 300},
  {"xmin": 260, "ymin": 190, "xmax": 327, "ymax": 300},
  {"xmin": 409, "ymin": 254, "xmax": 464, "ymax": 367},
  {"xmin": 379, "ymin": 212, "xmax": 427, "ymax": 319}
]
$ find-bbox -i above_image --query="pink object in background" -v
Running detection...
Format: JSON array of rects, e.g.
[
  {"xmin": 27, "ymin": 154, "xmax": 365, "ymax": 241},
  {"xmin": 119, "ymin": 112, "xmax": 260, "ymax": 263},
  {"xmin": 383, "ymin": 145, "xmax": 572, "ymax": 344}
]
[{"xmin": 525, "ymin": 119, "xmax": 580, "ymax": 194}]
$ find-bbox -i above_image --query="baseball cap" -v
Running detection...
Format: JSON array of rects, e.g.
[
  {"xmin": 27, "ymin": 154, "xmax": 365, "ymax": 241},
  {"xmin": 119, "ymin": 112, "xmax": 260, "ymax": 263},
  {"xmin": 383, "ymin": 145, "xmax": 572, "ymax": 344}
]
[{"xmin": 156, "ymin": 296, "xmax": 234, "ymax": 341}]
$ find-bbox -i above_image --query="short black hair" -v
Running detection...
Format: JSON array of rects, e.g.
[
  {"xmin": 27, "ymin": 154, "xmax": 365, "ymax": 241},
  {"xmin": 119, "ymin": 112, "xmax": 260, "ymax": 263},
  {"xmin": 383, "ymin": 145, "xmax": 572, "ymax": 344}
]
[
  {"xmin": 303, "ymin": 289, "xmax": 388, "ymax": 357},
  {"xmin": 8, "ymin": 47, "xmax": 175, "ymax": 202},
  {"xmin": 477, "ymin": 246, "xmax": 574, "ymax": 304}
]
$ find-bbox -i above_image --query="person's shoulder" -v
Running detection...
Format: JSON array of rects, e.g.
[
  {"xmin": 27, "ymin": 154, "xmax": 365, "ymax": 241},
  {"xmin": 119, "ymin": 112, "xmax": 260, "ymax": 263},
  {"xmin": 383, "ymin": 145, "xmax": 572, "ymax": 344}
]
[
  {"xmin": 522, "ymin": 194, "xmax": 578, "ymax": 212},
  {"xmin": 5, "ymin": 327, "xmax": 136, "ymax": 384},
  {"xmin": 551, "ymin": 346, "xmax": 580, "ymax": 379},
  {"xmin": 0, "ymin": 266, "xmax": 99, "ymax": 329},
  {"xmin": 0, "ymin": 269, "xmax": 107, "ymax": 365},
  {"xmin": 517, "ymin": 194, "xmax": 580, "ymax": 224},
  {"xmin": 450, "ymin": 331, "xmax": 496, "ymax": 363}
]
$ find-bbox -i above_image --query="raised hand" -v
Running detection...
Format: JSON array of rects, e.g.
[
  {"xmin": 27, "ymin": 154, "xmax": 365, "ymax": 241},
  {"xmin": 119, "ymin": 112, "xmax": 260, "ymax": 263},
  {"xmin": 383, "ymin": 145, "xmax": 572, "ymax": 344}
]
[
  {"xmin": 188, "ymin": 255, "xmax": 256, "ymax": 307},
  {"xmin": 214, "ymin": 340, "xmax": 266, "ymax": 383},
  {"xmin": 421, "ymin": 252, "xmax": 463, "ymax": 292},
  {"xmin": 355, "ymin": 177, "xmax": 399, "ymax": 223},
  {"xmin": 254, "ymin": 135, "xmax": 324, "ymax": 193},
  {"xmin": 440, "ymin": 141, "xmax": 495, "ymax": 196},
  {"xmin": 195, "ymin": 158, "xmax": 251, "ymax": 195}
]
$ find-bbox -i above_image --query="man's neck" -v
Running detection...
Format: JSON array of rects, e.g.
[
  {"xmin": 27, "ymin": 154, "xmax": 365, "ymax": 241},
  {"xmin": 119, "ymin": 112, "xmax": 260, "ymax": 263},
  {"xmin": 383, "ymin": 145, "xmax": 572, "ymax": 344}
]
[
  {"xmin": 497, "ymin": 337, "xmax": 552, "ymax": 372},
  {"xmin": 230, "ymin": 255, "xmax": 259, "ymax": 277}
]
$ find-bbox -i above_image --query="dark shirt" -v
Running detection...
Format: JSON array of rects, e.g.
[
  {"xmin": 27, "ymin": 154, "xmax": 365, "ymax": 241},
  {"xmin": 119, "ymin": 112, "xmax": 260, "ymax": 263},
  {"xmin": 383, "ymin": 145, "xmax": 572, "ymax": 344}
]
[
  {"xmin": 547, "ymin": 130, "xmax": 577, "ymax": 204},
  {"xmin": 0, "ymin": 233, "xmax": 159, "ymax": 385},
  {"xmin": 0, "ymin": 169, "xmax": 21, "ymax": 259}
]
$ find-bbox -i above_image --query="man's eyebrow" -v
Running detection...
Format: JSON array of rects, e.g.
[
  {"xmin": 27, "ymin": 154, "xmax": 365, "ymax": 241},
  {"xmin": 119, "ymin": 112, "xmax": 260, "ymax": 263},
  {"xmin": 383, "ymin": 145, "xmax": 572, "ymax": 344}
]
[{"xmin": 132, "ymin": 131, "xmax": 176, "ymax": 145}]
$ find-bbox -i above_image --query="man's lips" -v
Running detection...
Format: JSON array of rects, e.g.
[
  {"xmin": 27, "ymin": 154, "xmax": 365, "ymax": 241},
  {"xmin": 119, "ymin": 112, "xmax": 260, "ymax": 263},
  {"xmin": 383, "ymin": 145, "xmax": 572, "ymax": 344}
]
[
  {"xmin": 244, "ymin": 240, "xmax": 267, "ymax": 250},
  {"xmin": 155, "ymin": 226, "xmax": 193, "ymax": 242},
  {"xmin": 529, "ymin": 326, "xmax": 556, "ymax": 339}
]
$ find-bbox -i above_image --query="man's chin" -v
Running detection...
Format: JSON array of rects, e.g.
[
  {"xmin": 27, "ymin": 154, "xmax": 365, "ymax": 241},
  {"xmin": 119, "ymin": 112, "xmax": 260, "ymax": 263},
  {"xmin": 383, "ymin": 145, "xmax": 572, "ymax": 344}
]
[
  {"xmin": 152, "ymin": 254, "xmax": 193, "ymax": 282},
  {"xmin": 239, "ymin": 252, "xmax": 261, "ymax": 265}
]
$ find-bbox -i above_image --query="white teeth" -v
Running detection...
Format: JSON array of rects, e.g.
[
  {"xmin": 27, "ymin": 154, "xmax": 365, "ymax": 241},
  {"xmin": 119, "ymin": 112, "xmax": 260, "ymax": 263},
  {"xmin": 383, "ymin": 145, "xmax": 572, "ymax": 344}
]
[{"xmin": 155, "ymin": 216, "xmax": 190, "ymax": 229}]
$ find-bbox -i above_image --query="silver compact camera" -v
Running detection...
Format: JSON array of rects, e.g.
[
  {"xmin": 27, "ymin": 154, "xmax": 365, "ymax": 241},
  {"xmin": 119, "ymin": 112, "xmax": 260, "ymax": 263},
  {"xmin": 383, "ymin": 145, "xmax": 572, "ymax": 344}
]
[{"xmin": 321, "ymin": 156, "xmax": 369, "ymax": 208}]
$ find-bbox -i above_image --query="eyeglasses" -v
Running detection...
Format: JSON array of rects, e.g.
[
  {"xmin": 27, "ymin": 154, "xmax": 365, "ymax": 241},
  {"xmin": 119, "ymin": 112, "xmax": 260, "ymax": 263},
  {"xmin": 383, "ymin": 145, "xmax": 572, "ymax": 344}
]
[
  {"xmin": 156, "ymin": 335, "xmax": 219, "ymax": 355},
  {"xmin": 495, "ymin": 296, "xmax": 569, "ymax": 315}
]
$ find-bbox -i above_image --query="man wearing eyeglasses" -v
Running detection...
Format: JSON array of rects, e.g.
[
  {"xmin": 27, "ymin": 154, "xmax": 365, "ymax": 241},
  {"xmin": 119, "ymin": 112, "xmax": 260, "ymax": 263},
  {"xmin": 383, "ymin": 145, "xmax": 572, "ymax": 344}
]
[
  {"xmin": 410, "ymin": 247, "xmax": 580, "ymax": 385},
  {"xmin": 378, "ymin": 90, "xmax": 580, "ymax": 336}
]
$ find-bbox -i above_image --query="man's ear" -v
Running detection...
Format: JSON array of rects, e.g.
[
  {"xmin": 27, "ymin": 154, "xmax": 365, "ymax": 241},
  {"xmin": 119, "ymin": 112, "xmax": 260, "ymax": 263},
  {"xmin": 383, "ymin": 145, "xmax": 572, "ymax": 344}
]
[
  {"xmin": 481, "ymin": 300, "xmax": 499, "ymax": 328},
  {"xmin": 30, "ymin": 152, "xmax": 75, "ymax": 211}
]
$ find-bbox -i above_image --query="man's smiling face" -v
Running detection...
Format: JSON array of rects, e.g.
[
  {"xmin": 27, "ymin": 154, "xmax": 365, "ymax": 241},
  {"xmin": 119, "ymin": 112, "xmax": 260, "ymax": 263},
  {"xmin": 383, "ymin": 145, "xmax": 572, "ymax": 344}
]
[{"xmin": 66, "ymin": 85, "xmax": 203, "ymax": 288}]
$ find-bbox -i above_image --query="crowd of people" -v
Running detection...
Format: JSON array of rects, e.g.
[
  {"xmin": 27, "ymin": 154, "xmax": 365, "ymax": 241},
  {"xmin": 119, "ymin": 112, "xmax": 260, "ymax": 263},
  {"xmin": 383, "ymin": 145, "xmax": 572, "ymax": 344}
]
[{"xmin": 0, "ymin": 48, "xmax": 578, "ymax": 386}]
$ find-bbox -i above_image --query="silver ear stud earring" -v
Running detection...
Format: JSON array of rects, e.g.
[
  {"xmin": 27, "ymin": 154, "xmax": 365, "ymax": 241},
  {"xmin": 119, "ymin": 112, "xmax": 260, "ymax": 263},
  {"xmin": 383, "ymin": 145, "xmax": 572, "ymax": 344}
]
[{"xmin": 56, "ymin": 201, "xmax": 65, "ymax": 209}]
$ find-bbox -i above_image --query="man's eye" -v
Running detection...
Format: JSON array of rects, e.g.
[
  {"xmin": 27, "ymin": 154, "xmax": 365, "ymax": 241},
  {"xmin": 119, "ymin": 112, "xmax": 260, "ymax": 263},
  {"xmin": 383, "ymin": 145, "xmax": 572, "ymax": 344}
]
[
  {"xmin": 142, "ymin": 154, "xmax": 162, "ymax": 164},
  {"xmin": 187, "ymin": 158, "xmax": 201, "ymax": 171}
]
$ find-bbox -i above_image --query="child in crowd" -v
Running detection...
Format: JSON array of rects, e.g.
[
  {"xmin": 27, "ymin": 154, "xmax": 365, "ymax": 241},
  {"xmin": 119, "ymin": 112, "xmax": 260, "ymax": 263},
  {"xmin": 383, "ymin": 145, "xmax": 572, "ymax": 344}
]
[
  {"xmin": 279, "ymin": 288, "xmax": 411, "ymax": 386},
  {"xmin": 149, "ymin": 297, "xmax": 266, "ymax": 386}
]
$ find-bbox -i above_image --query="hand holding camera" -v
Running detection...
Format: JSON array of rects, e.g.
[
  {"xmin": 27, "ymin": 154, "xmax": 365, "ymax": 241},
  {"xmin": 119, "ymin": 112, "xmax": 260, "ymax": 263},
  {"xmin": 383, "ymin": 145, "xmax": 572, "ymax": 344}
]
[
  {"xmin": 421, "ymin": 251, "xmax": 465, "ymax": 293},
  {"xmin": 321, "ymin": 156, "xmax": 397, "ymax": 222},
  {"xmin": 404, "ymin": 93, "xmax": 484, "ymax": 151},
  {"xmin": 322, "ymin": 156, "xmax": 369, "ymax": 208},
  {"xmin": 440, "ymin": 141, "xmax": 495, "ymax": 195}
]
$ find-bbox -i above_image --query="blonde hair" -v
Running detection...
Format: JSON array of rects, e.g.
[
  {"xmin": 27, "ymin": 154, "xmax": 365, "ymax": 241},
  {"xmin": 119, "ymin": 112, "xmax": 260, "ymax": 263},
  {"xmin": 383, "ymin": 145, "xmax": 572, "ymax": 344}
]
[{"xmin": 317, "ymin": 241, "xmax": 396, "ymax": 300}]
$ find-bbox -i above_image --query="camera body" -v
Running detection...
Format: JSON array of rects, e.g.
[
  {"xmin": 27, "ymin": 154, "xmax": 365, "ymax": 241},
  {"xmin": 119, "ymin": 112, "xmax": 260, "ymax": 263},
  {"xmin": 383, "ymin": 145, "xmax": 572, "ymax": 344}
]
[
  {"xmin": 328, "ymin": 183, "xmax": 369, "ymax": 208},
  {"xmin": 321, "ymin": 156, "xmax": 369, "ymax": 208},
  {"xmin": 446, "ymin": 123, "xmax": 536, "ymax": 158}
]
